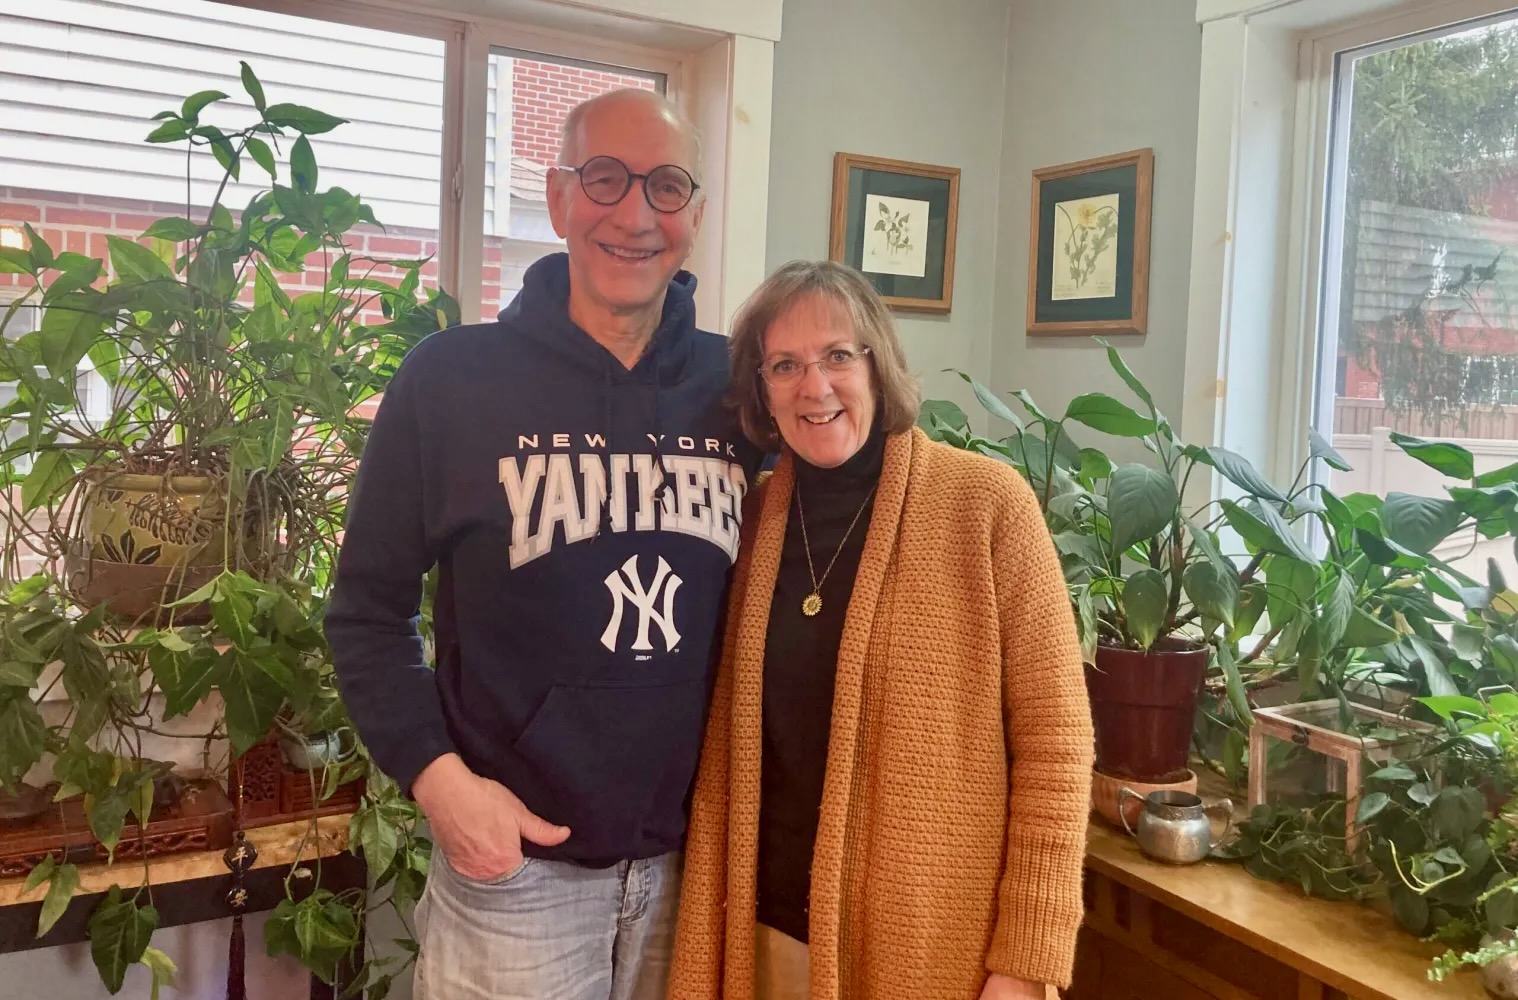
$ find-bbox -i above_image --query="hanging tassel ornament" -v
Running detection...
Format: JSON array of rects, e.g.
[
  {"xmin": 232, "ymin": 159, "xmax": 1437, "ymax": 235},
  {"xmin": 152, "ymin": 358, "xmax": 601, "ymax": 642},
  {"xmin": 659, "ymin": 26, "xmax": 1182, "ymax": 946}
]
[{"xmin": 224, "ymin": 830, "xmax": 257, "ymax": 1000}]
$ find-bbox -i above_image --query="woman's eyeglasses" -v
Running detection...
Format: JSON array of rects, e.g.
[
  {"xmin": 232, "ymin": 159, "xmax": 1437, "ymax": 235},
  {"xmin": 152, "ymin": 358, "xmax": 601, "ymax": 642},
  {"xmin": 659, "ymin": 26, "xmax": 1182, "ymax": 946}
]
[{"xmin": 759, "ymin": 347, "xmax": 873, "ymax": 387}]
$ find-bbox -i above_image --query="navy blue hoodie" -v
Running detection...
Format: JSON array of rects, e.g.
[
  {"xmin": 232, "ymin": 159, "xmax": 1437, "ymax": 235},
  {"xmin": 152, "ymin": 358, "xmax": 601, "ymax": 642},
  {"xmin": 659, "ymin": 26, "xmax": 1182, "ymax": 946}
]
[{"xmin": 326, "ymin": 254, "xmax": 762, "ymax": 866}]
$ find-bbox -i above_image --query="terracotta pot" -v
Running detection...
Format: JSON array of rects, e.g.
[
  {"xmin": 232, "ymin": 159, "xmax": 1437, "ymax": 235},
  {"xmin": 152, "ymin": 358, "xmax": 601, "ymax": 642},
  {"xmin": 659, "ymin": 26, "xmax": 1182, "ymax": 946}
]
[
  {"xmin": 1086, "ymin": 639, "xmax": 1209, "ymax": 783},
  {"xmin": 65, "ymin": 544, "xmax": 219, "ymax": 624},
  {"xmin": 1091, "ymin": 767, "xmax": 1198, "ymax": 829}
]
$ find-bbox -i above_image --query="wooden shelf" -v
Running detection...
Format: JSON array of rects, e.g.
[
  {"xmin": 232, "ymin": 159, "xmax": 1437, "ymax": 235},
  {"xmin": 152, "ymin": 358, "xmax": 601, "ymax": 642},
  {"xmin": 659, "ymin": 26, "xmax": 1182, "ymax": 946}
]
[
  {"xmin": 0, "ymin": 813, "xmax": 351, "ymax": 908},
  {"xmin": 1081, "ymin": 821, "xmax": 1486, "ymax": 999}
]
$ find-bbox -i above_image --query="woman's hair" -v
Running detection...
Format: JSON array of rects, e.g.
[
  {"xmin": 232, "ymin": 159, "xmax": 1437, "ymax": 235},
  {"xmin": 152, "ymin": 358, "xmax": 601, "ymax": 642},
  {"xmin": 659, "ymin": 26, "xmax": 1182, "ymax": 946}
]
[{"xmin": 727, "ymin": 260, "xmax": 922, "ymax": 451}]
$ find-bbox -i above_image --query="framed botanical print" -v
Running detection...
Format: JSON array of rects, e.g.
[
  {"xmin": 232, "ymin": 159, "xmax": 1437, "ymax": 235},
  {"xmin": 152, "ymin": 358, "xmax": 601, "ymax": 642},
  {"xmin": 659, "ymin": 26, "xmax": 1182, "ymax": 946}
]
[
  {"xmin": 1027, "ymin": 148, "xmax": 1153, "ymax": 336},
  {"xmin": 828, "ymin": 153, "xmax": 960, "ymax": 314}
]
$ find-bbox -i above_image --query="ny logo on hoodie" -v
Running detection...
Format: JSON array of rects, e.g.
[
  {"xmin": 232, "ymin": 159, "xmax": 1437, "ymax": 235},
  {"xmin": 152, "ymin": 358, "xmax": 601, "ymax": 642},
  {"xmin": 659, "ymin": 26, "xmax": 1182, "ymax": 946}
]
[{"xmin": 601, "ymin": 555, "xmax": 683, "ymax": 654}]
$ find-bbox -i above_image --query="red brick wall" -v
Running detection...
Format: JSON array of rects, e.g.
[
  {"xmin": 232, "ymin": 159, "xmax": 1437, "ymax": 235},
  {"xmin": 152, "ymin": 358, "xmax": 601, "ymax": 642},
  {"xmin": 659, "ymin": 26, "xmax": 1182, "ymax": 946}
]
[
  {"xmin": 0, "ymin": 187, "xmax": 511, "ymax": 316},
  {"xmin": 511, "ymin": 59, "xmax": 656, "ymax": 166}
]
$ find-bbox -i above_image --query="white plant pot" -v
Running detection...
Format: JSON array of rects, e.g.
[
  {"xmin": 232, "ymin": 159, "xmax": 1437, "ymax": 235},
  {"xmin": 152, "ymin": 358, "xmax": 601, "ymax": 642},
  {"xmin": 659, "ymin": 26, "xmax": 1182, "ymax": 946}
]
[
  {"xmin": 280, "ymin": 731, "xmax": 343, "ymax": 771},
  {"xmin": 1482, "ymin": 933, "xmax": 1518, "ymax": 998}
]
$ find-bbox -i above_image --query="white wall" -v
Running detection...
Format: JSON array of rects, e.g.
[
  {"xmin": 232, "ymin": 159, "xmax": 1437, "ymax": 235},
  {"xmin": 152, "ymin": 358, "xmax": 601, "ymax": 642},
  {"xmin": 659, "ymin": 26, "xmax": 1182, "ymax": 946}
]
[
  {"xmin": 763, "ymin": 0, "xmax": 1011, "ymax": 419},
  {"xmin": 992, "ymin": 0, "xmax": 1202, "ymax": 431}
]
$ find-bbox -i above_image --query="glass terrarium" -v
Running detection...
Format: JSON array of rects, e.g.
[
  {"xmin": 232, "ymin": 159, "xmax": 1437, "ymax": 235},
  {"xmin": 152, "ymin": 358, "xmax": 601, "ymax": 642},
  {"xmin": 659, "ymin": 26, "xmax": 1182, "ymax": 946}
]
[{"xmin": 1248, "ymin": 700, "xmax": 1434, "ymax": 852}]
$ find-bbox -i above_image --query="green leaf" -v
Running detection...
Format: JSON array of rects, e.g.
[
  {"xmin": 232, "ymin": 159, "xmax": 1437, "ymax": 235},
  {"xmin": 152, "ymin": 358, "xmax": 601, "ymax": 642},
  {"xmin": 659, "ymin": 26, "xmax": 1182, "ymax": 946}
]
[
  {"xmin": 1229, "ymin": 581, "xmax": 1268, "ymax": 644},
  {"xmin": 263, "ymin": 103, "xmax": 348, "ymax": 135},
  {"xmin": 21, "ymin": 451, "xmax": 76, "ymax": 513},
  {"xmin": 38, "ymin": 862, "xmax": 79, "ymax": 938},
  {"xmin": 1370, "ymin": 764, "xmax": 1415, "ymax": 782},
  {"xmin": 180, "ymin": 89, "xmax": 228, "ymax": 123},
  {"xmin": 245, "ymin": 136, "xmax": 277, "ymax": 181},
  {"xmin": 1340, "ymin": 607, "xmax": 1399, "ymax": 648},
  {"xmin": 1356, "ymin": 791, "xmax": 1390, "ymax": 823},
  {"xmin": 1183, "ymin": 560, "xmax": 1238, "ymax": 627},
  {"xmin": 1407, "ymin": 634, "xmax": 1458, "ymax": 697},
  {"xmin": 1392, "ymin": 885, "xmax": 1430, "ymax": 934},
  {"xmin": 24, "ymin": 856, "xmax": 54, "ymax": 894},
  {"xmin": 1095, "ymin": 337, "xmax": 1155, "ymax": 410},
  {"xmin": 1309, "ymin": 429, "xmax": 1353, "ymax": 472},
  {"xmin": 1410, "ymin": 781, "xmax": 1439, "ymax": 806},
  {"xmin": 1319, "ymin": 571, "xmax": 1354, "ymax": 651},
  {"xmin": 1389, "ymin": 431, "xmax": 1475, "ymax": 481},
  {"xmin": 209, "ymin": 136, "xmax": 240, "ymax": 182},
  {"xmin": 1216, "ymin": 643, "xmax": 1253, "ymax": 724},
  {"xmin": 1433, "ymin": 846, "xmax": 1466, "ymax": 869},
  {"xmin": 140, "ymin": 217, "xmax": 200, "ymax": 242},
  {"xmin": 0, "ymin": 659, "xmax": 43, "ymax": 687},
  {"xmin": 212, "ymin": 587, "xmax": 256, "ymax": 649},
  {"xmin": 1203, "ymin": 447, "xmax": 1290, "ymax": 503},
  {"xmin": 86, "ymin": 787, "xmax": 132, "ymax": 858},
  {"xmin": 1476, "ymin": 462, "xmax": 1518, "ymax": 488},
  {"xmin": 39, "ymin": 301, "xmax": 102, "ymax": 378},
  {"xmin": 106, "ymin": 236, "xmax": 173, "ymax": 283},
  {"xmin": 240, "ymin": 61, "xmax": 267, "ymax": 112},
  {"xmin": 88, "ymin": 887, "xmax": 158, "ymax": 994},
  {"xmin": 1107, "ymin": 464, "xmax": 1178, "ymax": 555},
  {"xmin": 220, "ymin": 653, "xmax": 286, "ymax": 756},
  {"xmin": 144, "ymin": 119, "xmax": 188, "ymax": 144},
  {"xmin": 0, "ymin": 693, "xmax": 47, "ymax": 784},
  {"xmin": 140, "ymin": 946, "xmax": 177, "ymax": 1000},
  {"xmin": 1123, "ymin": 568, "xmax": 1169, "ymax": 650},
  {"xmin": 291, "ymin": 135, "xmax": 318, "ymax": 194},
  {"xmin": 1010, "ymin": 388, "xmax": 1053, "ymax": 425},
  {"xmin": 918, "ymin": 399, "xmax": 968, "ymax": 434},
  {"xmin": 352, "ymin": 807, "xmax": 400, "ymax": 878},
  {"xmin": 1381, "ymin": 493, "xmax": 1463, "ymax": 555},
  {"xmin": 1432, "ymin": 786, "xmax": 1485, "ymax": 842},
  {"xmin": 1063, "ymin": 393, "xmax": 1156, "ymax": 437},
  {"xmin": 1265, "ymin": 556, "xmax": 1317, "ymax": 632},
  {"xmin": 1078, "ymin": 448, "xmax": 1113, "ymax": 483},
  {"xmin": 1449, "ymin": 623, "xmax": 1487, "ymax": 663},
  {"xmin": 1222, "ymin": 500, "xmax": 1320, "ymax": 567},
  {"xmin": 0, "ymin": 247, "xmax": 33, "ymax": 274}
]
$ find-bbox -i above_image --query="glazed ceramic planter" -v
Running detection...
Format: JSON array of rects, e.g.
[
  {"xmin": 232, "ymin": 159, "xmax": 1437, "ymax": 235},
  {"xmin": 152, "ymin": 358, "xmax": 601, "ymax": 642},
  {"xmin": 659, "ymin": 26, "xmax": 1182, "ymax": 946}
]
[{"xmin": 1086, "ymin": 639, "xmax": 1210, "ymax": 783}]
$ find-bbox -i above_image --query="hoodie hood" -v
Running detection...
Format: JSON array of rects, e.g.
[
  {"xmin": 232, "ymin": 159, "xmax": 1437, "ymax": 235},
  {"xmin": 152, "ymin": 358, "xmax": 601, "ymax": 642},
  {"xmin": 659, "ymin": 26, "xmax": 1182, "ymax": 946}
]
[{"xmin": 497, "ymin": 252, "xmax": 700, "ymax": 387}]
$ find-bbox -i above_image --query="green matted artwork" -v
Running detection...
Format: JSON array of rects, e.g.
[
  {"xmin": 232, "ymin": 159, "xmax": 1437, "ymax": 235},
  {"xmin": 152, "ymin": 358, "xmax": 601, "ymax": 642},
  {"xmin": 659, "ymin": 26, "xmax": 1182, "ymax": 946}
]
[
  {"xmin": 828, "ymin": 152, "xmax": 960, "ymax": 314},
  {"xmin": 1027, "ymin": 148, "xmax": 1152, "ymax": 336}
]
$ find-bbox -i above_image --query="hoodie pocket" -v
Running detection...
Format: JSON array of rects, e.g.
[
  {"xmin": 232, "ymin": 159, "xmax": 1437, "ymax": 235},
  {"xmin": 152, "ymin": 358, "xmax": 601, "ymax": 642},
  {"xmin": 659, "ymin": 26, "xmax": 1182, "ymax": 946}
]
[{"xmin": 512, "ymin": 677, "xmax": 707, "ymax": 859}]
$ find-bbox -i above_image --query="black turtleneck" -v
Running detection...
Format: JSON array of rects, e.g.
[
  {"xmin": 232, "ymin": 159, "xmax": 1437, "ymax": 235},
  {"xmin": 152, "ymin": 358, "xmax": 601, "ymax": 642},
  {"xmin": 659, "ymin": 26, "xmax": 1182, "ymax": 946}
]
[{"xmin": 757, "ymin": 424, "xmax": 886, "ymax": 943}]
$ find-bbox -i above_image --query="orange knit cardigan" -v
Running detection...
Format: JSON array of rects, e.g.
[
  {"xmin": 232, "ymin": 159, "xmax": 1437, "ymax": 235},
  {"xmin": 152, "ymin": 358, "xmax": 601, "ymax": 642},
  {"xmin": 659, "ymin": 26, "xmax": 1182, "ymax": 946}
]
[{"xmin": 667, "ymin": 428, "xmax": 1094, "ymax": 1000}]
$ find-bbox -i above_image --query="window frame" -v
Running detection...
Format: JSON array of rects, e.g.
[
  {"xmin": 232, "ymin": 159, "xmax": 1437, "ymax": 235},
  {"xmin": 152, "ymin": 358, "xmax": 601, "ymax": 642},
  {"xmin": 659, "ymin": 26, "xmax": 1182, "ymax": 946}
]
[
  {"xmin": 226, "ymin": 0, "xmax": 771, "ymax": 330},
  {"xmin": 1297, "ymin": 2, "xmax": 1518, "ymax": 494},
  {"xmin": 1180, "ymin": 0, "xmax": 1518, "ymax": 510}
]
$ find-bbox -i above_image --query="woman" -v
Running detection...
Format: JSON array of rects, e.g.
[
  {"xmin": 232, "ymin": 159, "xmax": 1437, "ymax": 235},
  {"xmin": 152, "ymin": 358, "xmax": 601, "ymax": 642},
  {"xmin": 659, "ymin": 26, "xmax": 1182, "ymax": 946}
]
[{"xmin": 667, "ymin": 261, "xmax": 1094, "ymax": 1000}]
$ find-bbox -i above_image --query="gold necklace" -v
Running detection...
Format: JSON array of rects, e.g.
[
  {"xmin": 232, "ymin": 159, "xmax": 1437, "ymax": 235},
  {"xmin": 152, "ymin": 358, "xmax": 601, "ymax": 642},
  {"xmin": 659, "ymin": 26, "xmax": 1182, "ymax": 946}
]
[{"xmin": 794, "ymin": 481, "xmax": 877, "ymax": 617}]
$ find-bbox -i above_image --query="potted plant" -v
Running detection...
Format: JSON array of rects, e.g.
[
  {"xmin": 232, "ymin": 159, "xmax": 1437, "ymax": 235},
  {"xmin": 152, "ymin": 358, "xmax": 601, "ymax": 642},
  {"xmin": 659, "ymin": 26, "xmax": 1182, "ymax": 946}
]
[
  {"xmin": 918, "ymin": 341, "xmax": 1481, "ymax": 814},
  {"xmin": 0, "ymin": 64, "xmax": 448, "ymax": 995}
]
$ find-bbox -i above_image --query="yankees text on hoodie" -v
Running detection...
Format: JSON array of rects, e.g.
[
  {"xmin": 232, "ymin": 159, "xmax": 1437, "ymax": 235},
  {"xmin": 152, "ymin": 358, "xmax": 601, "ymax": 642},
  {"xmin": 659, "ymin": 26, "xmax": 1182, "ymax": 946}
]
[{"xmin": 326, "ymin": 253, "xmax": 763, "ymax": 866}]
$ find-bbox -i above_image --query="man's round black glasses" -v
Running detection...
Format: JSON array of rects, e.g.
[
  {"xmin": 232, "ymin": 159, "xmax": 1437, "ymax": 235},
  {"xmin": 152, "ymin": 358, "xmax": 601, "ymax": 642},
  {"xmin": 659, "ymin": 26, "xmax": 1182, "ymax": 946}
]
[{"xmin": 559, "ymin": 155, "xmax": 700, "ymax": 214}]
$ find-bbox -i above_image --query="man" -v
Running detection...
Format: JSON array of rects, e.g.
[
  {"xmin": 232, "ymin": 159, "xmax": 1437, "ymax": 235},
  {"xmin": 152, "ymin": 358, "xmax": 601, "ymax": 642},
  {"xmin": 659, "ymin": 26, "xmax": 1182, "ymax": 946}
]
[{"xmin": 326, "ymin": 88, "xmax": 761, "ymax": 1000}]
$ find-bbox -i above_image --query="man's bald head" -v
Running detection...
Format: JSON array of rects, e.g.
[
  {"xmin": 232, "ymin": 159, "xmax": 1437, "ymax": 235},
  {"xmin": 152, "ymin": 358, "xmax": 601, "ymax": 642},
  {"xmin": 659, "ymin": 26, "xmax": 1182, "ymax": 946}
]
[{"xmin": 557, "ymin": 88, "xmax": 702, "ymax": 182}]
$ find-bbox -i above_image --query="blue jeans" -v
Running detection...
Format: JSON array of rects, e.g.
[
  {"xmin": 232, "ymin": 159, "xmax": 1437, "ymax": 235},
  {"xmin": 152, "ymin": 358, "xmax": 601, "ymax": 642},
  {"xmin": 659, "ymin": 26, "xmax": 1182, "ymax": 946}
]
[{"xmin": 413, "ymin": 849, "xmax": 682, "ymax": 1000}]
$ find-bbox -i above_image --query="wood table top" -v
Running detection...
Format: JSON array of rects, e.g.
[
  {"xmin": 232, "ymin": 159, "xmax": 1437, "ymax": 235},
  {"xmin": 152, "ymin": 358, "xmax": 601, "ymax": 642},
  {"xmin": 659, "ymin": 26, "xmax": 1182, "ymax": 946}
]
[{"xmin": 1085, "ymin": 820, "xmax": 1487, "ymax": 999}]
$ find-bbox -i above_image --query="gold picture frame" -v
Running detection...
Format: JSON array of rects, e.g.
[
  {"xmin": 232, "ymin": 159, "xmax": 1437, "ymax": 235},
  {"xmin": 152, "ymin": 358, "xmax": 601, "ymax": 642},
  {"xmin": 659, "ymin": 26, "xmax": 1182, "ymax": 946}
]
[
  {"xmin": 1027, "ymin": 148, "xmax": 1153, "ymax": 336},
  {"xmin": 828, "ymin": 152, "xmax": 960, "ymax": 314}
]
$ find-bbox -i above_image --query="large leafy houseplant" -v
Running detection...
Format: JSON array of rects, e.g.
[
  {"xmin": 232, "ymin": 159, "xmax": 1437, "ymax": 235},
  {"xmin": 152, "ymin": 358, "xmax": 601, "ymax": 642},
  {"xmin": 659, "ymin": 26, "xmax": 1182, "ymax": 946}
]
[
  {"xmin": 921, "ymin": 341, "xmax": 1518, "ymax": 783},
  {"xmin": 0, "ymin": 64, "xmax": 449, "ymax": 996}
]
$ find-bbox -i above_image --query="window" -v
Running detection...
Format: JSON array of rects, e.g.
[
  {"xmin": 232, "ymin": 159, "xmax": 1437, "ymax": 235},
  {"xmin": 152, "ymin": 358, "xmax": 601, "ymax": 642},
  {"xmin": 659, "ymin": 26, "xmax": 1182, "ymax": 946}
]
[
  {"xmin": 0, "ymin": 0, "xmax": 450, "ymax": 313},
  {"xmin": 480, "ymin": 51, "xmax": 663, "ymax": 318},
  {"xmin": 1311, "ymin": 9, "xmax": 1518, "ymax": 585}
]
